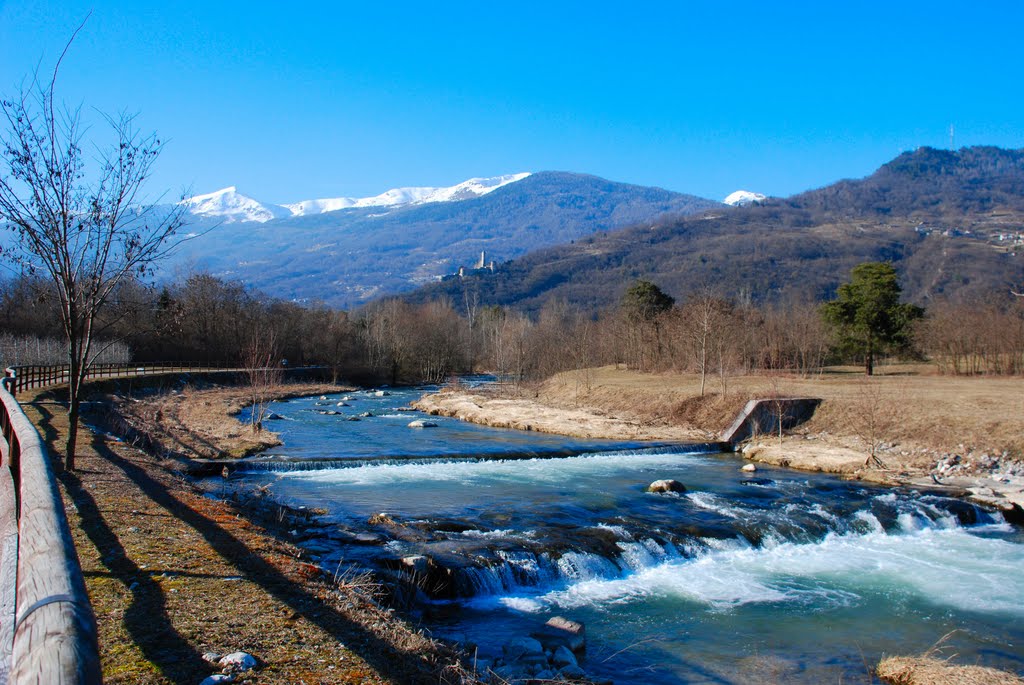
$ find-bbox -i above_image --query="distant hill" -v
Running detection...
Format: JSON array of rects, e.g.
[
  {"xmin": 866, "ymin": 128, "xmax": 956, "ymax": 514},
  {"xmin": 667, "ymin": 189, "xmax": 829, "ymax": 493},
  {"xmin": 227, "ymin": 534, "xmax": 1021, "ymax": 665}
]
[
  {"xmin": 410, "ymin": 147, "xmax": 1024, "ymax": 312},
  {"xmin": 166, "ymin": 172, "xmax": 719, "ymax": 307}
]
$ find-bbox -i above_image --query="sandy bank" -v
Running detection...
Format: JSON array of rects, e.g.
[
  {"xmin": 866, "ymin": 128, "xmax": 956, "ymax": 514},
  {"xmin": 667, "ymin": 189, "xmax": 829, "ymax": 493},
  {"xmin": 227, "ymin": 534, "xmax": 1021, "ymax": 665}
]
[
  {"xmin": 110, "ymin": 382, "xmax": 348, "ymax": 460},
  {"xmin": 413, "ymin": 390, "xmax": 713, "ymax": 442}
]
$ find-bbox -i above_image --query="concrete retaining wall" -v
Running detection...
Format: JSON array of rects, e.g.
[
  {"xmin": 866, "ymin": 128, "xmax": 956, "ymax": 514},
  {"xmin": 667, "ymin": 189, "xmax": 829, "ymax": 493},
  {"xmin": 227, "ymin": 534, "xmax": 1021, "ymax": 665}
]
[{"xmin": 720, "ymin": 397, "xmax": 822, "ymax": 447}]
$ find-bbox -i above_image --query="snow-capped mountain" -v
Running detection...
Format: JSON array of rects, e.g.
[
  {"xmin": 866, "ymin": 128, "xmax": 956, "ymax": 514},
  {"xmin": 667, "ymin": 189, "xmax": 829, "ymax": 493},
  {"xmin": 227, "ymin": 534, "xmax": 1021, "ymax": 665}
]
[
  {"xmin": 182, "ymin": 173, "xmax": 532, "ymax": 224},
  {"xmin": 166, "ymin": 171, "xmax": 719, "ymax": 308},
  {"xmin": 283, "ymin": 173, "xmax": 531, "ymax": 217},
  {"xmin": 723, "ymin": 190, "xmax": 767, "ymax": 207},
  {"xmin": 180, "ymin": 187, "xmax": 293, "ymax": 223}
]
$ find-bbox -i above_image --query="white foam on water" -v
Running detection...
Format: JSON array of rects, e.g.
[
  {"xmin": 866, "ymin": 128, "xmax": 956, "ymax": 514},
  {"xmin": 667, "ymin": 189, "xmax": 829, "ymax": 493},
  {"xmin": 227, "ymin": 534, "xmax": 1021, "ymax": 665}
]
[
  {"xmin": 273, "ymin": 451, "xmax": 708, "ymax": 487},
  {"xmin": 504, "ymin": 525, "xmax": 1024, "ymax": 616},
  {"xmin": 686, "ymin": 491, "xmax": 748, "ymax": 519},
  {"xmin": 458, "ymin": 528, "xmax": 526, "ymax": 539}
]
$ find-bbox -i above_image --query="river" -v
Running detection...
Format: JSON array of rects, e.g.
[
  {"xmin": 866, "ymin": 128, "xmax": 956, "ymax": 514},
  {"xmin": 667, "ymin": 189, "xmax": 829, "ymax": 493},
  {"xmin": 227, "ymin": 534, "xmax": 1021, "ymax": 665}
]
[{"xmin": 224, "ymin": 385, "xmax": 1024, "ymax": 684}]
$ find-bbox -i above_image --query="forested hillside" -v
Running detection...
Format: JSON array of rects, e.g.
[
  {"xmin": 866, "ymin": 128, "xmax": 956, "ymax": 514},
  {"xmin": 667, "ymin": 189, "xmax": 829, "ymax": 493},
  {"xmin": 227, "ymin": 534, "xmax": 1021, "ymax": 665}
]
[
  {"xmin": 163, "ymin": 172, "xmax": 718, "ymax": 307},
  {"xmin": 411, "ymin": 147, "xmax": 1024, "ymax": 312}
]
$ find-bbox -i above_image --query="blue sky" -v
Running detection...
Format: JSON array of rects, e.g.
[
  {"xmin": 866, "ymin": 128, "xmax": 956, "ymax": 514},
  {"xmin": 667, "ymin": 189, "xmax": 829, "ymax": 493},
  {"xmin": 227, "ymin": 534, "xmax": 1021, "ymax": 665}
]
[{"xmin": 2, "ymin": 1, "xmax": 1022, "ymax": 204}]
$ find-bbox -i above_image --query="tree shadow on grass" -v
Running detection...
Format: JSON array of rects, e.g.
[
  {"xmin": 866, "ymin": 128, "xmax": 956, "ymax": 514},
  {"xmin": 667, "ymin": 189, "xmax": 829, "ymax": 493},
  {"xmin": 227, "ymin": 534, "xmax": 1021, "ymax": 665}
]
[
  {"xmin": 79, "ymin": 431, "xmax": 436, "ymax": 684},
  {"xmin": 25, "ymin": 399, "xmax": 207, "ymax": 682},
  {"xmin": 61, "ymin": 465, "xmax": 208, "ymax": 682}
]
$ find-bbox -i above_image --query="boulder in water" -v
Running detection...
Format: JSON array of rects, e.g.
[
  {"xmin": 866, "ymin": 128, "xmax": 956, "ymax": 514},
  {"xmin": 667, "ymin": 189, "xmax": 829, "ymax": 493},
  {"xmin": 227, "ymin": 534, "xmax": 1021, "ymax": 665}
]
[
  {"xmin": 648, "ymin": 479, "xmax": 686, "ymax": 494},
  {"xmin": 400, "ymin": 555, "xmax": 430, "ymax": 574},
  {"xmin": 552, "ymin": 645, "xmax": 578, "ymax": 668},
  {"xmin": 533, "ymin": 616, "xmax": 587, "ymax": 652},
  {"xmin": 742, "ymin": 463, "xmax": 757, "ymax": 472},
  {"xmin": 558, "ymin": 664, "xmax": 588, "ymax": 680},
  {"xmin": 408, "ymin": 419, "xmax": 438, "ymax": 428},
  {"xmin": 502, "ymin": 636, "xmax": 544, "ymax": 661}
]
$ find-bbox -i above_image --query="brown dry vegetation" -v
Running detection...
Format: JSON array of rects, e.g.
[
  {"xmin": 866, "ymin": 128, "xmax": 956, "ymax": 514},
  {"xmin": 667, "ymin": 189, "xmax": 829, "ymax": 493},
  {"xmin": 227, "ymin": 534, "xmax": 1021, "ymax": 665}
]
[
  {"xmin": 422, "ymin": 365, "xmax": 1024, "ymax": 509},
  {"xmin": 21, "ymin": 386, "xmax": 470, "ymax": 684},
  {"xmin": 877, "ymin": 655, "xmax": 1024, "ymax": 685},
  {"xmin": 110, "ymin": 382, "xmax": 347, "ymax": 460},
  {"xmin": 535, "ymin": 364, "xmax": 1024, "ymax": 460}
]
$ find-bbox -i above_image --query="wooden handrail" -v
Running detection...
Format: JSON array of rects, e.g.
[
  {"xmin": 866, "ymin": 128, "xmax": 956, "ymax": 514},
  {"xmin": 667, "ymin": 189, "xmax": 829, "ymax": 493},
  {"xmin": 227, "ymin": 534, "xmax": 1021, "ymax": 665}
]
[
  {"xmin": 2, "ymin": 361, "xmax": 237, "ymax": 395},
  {"xmin": 0, "ymin": 385, "xmax": 100, "ymax": 683}
]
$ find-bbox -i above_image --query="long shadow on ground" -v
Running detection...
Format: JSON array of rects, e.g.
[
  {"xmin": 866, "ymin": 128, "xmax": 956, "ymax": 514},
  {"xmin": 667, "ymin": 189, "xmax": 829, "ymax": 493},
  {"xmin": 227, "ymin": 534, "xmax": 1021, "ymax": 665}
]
[{"xmin": 82, "ymin": 431, "xmax": 438, "ymax": 683}]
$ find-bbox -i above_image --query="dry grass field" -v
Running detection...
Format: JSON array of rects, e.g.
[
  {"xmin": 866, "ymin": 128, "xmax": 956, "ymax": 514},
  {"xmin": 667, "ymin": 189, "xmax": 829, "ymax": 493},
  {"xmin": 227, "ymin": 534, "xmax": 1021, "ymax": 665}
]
[{"xmin": 537, "ymin": 364, "xmax": 1024, "ymax": 460}]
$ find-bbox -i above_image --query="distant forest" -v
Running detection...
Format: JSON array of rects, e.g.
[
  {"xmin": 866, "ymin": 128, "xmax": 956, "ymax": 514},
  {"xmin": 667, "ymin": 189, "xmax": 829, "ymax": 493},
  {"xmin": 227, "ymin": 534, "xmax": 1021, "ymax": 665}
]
[{"xmin": 2, "ymin": 266, "xmax": 1021, "ymax": 387}]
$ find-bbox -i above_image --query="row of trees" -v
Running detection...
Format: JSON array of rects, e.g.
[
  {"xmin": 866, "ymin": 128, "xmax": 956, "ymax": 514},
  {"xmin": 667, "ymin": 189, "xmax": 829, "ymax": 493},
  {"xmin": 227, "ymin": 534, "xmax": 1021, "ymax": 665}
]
[
  {"xmin": 5, "ymin": 264, "xmax": 1022, "ymax": 390},
  {"xmin": 3, "ymin": 38, "xmax": 1022, "ymax": 470}
]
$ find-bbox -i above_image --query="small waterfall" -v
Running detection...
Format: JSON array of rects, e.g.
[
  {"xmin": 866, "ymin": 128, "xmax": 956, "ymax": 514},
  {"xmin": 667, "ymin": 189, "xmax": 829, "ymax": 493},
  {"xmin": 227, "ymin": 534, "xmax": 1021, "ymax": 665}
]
[
  {"xmin": 390, "ymin": 491, "xmax": 1006, "ymax": 603},
  {"xmin": 231, "ymin": 442, "xmax": 726, "ymax": 474}
]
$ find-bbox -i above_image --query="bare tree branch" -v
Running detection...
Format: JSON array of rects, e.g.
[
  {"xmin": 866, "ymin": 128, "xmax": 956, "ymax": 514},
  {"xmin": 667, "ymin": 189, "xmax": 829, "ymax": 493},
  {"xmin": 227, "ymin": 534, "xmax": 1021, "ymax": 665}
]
[{"xmin": 0, "ymin": 28, "xmax": 187, "ymax": 469}]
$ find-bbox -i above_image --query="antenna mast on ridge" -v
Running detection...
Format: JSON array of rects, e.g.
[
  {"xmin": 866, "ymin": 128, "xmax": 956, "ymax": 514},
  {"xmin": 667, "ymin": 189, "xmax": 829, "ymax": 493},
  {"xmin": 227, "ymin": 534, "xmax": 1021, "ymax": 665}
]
[{"xmin": 949, "ymin": 124, "xmax": 955, "ymax": 150}]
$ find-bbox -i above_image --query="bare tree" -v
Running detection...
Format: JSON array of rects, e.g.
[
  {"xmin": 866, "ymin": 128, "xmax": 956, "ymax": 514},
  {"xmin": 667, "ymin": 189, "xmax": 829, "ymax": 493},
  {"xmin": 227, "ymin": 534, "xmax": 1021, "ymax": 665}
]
[
  {"xmin": 850, "ymin": 376, "xmax": 905, "ymax": 468},
  {"xmin": 0, "ymin": 31, "xmax": 186, "ymax": 469},
  {"xmin": 244, "ymin": 330, "xmax": 282, "ymax": 433}
]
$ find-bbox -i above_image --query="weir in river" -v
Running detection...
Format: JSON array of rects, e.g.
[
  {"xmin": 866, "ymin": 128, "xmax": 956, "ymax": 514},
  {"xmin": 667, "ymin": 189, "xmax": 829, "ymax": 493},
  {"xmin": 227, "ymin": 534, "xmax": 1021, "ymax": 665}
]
[{"xmin": 218, "ymin": 386, "xmax": 1024, "ymax": 684}]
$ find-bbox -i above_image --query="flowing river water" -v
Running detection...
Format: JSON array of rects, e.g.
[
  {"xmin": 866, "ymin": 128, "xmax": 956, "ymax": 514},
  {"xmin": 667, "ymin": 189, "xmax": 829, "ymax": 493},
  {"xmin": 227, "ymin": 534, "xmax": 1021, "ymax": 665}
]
[{"xmin": 224, "ymin": 386, "xmax": 1024, "ymax": 684}]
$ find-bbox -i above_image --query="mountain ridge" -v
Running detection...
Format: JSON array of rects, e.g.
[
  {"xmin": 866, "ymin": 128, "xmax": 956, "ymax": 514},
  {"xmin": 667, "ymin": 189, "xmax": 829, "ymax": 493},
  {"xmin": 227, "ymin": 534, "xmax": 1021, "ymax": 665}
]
[
  {"xmin": 165, "ymin": 171, "xmax": 720, "ymax": 307},
  {"xmin": 408, "ymin": 146, "xmax": 1024, "ymax": 312},
  {"xmin": 179, "ymin": 173, "xmax": 533, "ymax": 224}
]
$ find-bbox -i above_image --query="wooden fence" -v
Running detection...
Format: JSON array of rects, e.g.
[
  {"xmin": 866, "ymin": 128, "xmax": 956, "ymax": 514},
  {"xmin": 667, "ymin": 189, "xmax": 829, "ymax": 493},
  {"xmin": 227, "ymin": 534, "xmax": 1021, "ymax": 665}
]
[
  {"xmin": 0, "ymin": 359, "xmax": 323, "ymax": 682},
  {"xmin": 2, "ymin": 361, "xmax": 233, "ymax": 396},
  {"xmin": 0, "ymin": 384, "xmax": 101, "ymax": 683}
]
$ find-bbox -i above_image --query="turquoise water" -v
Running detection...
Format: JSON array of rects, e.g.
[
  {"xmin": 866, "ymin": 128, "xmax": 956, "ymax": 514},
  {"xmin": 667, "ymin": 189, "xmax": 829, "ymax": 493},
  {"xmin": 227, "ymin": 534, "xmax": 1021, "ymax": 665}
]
[{"xmin": 229, "ymin": 387, "xmax": 1024, "ymax": 683}]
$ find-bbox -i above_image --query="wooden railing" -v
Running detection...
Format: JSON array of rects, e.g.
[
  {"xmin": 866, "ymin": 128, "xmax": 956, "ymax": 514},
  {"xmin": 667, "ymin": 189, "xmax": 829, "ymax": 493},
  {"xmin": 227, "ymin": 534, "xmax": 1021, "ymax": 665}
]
[
  {"xmin": 0, "ymin": 384, "xmax": 101, "ymax": 683},
  {"xmin": 3, "ymin": 361, "xmax": 234, "ymax": 396}
]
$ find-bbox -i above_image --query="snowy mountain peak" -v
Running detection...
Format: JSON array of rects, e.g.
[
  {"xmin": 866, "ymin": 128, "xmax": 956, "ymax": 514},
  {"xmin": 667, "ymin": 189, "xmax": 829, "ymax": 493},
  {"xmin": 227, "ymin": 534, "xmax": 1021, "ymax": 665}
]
[
  {"xmin": 181, "ymin": 187, "xmax": 292, "ymax": 224},
  {"xmin": 723, "ymin": 190, "xmax": 767, "ymax": 207},
  {"xmin": 282, "ymin": 172, "xmax": 532, "ymax": 218},
  {"xmin": 183, "ymin": 173, "xmax": 533, "ymax": 223}
]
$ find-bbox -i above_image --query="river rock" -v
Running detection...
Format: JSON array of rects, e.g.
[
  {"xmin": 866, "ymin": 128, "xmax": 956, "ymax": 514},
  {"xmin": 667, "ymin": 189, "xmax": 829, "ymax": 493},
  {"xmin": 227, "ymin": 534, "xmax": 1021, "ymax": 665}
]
[
  {"xmin": 552, "ymin": 644, "xmax": 578, "ymax": 668},
  {"xmin": 400, "ymin": 555, "xmax": 430, "ymax": 574},
  {"xmin": 265, "ymin": 412, "xmax": 284, "ymax": 420},
  {"xmin": 648, "ymin": 479, "xmax": 686, "ymax": 494},
  {"xmin": 408, "ymin": 419, "xmax": 438, "ymax": 428},
  {"xmin": 199, "ymin": 675, "xmax": 234, "ymax": 685},
  {"xmin": 559, "ymin": 664, "xmax": 588, "ymax": 680},
  {"xmin": 741, "ymin": 463, "xmax": 757, "ymax": 472},
  {"xmin": 502, "ymin": 636, "xmax": 544, "ymax": 661},
  {"xmin": 218, "ymin": 651, "xmax": 257, "ymax": 671},
  {"xmin": 533, "ymin": 616, "xmax": 587, "ymax": 652},
  {"xmin": 319, "ymin": 395, "xmax": 328, "ymax": 400},
  {"xmin": 374, "ymin": 390, "xmax": 391, "ymax": 397},
  {"xmin": 336, "ymin": 401, "xmax": 350, "ymax": 407}
]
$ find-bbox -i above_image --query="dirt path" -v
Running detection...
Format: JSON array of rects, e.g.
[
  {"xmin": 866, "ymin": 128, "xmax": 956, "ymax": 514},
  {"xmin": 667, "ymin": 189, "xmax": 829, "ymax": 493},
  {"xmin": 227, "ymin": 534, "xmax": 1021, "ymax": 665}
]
[{"xmin": 23, "ymin": 389, "xmax": 462, "ymax": 685}]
